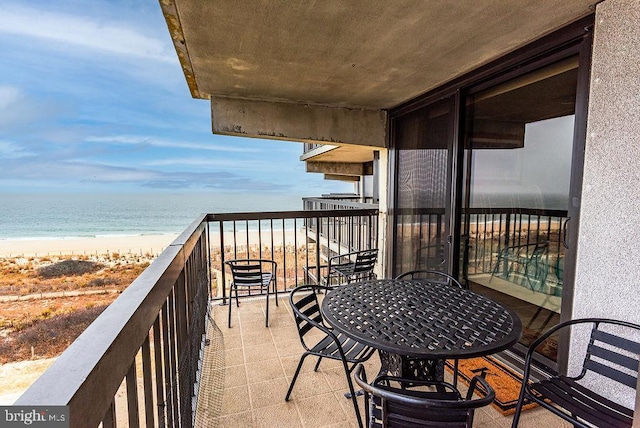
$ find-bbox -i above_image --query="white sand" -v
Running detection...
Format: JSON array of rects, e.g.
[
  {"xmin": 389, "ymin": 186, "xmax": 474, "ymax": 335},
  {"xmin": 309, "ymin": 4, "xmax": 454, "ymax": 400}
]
[
  {"xmin": 0, "ymin": 234, "xmax": 179, "ymax": 258},
  {"xmin": 0, "ymin": 229, "xmax": 303, "ymax": 258},
  {"xmin": 0, "ymin": 358, "xmax": 56, "ymax": 405}
]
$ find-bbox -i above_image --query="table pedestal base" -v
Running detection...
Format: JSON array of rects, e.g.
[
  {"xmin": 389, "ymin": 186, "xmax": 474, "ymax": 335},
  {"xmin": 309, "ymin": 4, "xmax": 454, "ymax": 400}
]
[{"xmin": 379, "ymin": 350, "xmax": 445, "ymax": 381}]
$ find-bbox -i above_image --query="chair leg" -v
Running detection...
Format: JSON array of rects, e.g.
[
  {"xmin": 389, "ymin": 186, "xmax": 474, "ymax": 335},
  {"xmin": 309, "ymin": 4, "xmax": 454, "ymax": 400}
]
[
  {"xmin": 285, "ymin": 353, "xmax": 308, "ymax": 401},
  {"xmin": 228, "ymin": 285, "xmax": 234, "ymax": 328},
  {"xmin": 314, "ymin": 356, "xmax": 323, "ymax": 371},
  {"xmin": 273, "ymin": 279, "xmax": 279, "ymax": 306},
  {"xmin": 265, "ymin": 286, "xmax": 270, "ymax": 328},
  {"xmin": 341, "ymin": 359, "xmax": 364, "ymax": 428},
  {"xmin": 453, "ymin": 359, "xmax": 459, "ymax": 388},
  {"xmin": 511, "ymin": 386, "xmax": 528, "ymax": 427},
  {"xmin": 360, "ymin": 368, "xmax": 370, "ymax": 428},
  {"xmin": 228, "ymin": 286, "xmax": 240, "ymax": 328}
]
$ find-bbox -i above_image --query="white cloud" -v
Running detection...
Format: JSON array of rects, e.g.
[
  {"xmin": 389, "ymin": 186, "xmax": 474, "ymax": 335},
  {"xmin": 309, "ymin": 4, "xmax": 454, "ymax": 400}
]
[
  {"xmin": 2, "ymin": 159, "xmax": 159, "ymax": 182},
  {"xmin": 0, "ymin": 85, "xmax": 62, "ymax": 129},
  {"xmin": 142, "ymin": 157, "xmax": 272, "ymax": 169},
  {"xmin": 0, "ymin": 86, "xmax": 24, "ymax": 110},
  {"xmin": 0, "ymin": 4, "xmax": 174, "ymax": 63},
  {"xmin": 0, "ymin": 140, "xmax": 33, "ymax": 158},
  {"xmin": 85, "ymin": 135, "xmax": 260, "ymax": 153}
]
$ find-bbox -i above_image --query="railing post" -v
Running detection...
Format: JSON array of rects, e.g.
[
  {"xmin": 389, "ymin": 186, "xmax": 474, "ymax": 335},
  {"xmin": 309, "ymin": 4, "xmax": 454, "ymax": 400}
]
[
  {"xmin": 102, "ymin": 400, "xmax": 116, "ymax": 428},
  {"xmin": 207, "ymin": 222, "xmax": 212, "ymax": 296},
  {"xmin": 153, "ymin": 316, "xmax": 166, "ymax": 427},
  {"xmin": 219, "ymin": 220, "xmax": 227, "ymax": 305},
  {"xmin": 165, "ymin": 292, "xmax": 179, "ymax": 426},
  {"xmin": 126, "ymin": 363, "xmax": 140, "ymax": 428},
  {"xmin": 141, "ymin": 335, "xmax": 155, "ymax": 428},
  {"xmin": 316, "ymin": 214, "xmax": 322, "ymax": 285},
  {"xmin": 504, "ymin": 213, "xmax": 511, "ymax": 249}
]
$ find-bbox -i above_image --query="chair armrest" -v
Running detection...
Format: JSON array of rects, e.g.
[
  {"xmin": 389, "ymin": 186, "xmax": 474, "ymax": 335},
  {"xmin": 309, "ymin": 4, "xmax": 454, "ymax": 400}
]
[
  {"xmin": 225, "ymin": 258, "xmax": 277, "ymax": 266},
  {"xmin": 328, "ymin": 253, "xmax": 354, "ymax": 266},
  {"xmin": 466, "ymin": 375, "xmax": 496, "ymax": 405},
  {"xmin": 289, "ymin": 285, "xmax": 341, "ymax": 348}
]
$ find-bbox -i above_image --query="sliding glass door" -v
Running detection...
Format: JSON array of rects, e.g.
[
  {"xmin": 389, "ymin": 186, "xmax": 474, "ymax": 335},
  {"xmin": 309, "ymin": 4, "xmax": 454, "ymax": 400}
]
[
  {"xmin": 460, "ymin": 57, "xmax": 579, "ymax": 362},
  {"xmin": 392, "ymin": 97, "xmax": 456, "ymax": 275},
  {"xmin": 389, "ymin": 19, "xmax": 592, "ymax": 368}
]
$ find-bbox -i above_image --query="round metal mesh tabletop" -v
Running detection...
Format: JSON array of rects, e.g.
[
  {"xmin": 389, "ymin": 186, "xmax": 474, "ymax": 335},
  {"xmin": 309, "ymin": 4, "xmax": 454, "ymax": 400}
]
[{"xmin": 321, "ymin": 279, "xmax": 522, "ymax": 359}]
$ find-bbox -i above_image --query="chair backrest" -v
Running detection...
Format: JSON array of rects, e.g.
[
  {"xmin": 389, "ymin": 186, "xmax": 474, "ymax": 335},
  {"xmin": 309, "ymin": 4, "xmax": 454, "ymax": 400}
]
[
  {"xmin": 529, "ymin": 242, "xmax": 549, "ymax": 262},
  {"xmin": 577, "ymin": 319, "xmax": 640, "ymax": 389},
  {"xmin": 289, "ymin": 284, "xmax": 332, "ymax": 348},
  {"xmin": 225, "ymin": 259, "xmax": 274, "ymax": 287},
  {"xmin": 414, "ymin": 243, "xmax": 446, "ymax": 268},
  {"xmin": 394, "ymin": 269, "xmax": 463, "ymax": 288},
  {"xmin": 353, "ymin": 249, "xmax": 378, "ymax": 275},
  {"xmin": 354, "ymin": 365, "xmax": 494, "ymax": 428}
]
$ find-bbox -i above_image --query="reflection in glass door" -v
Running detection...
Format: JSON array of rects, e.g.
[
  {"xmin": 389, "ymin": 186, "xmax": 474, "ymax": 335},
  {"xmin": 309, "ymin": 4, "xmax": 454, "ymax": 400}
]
[{"xmin": 461, "ymin": 57, "xmax": 578, "ymax": 362}]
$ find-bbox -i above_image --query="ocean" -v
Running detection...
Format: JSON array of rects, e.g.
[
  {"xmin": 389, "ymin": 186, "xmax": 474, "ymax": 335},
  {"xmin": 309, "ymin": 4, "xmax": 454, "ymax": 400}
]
[
  {"xmin": 1, "ymin": 191, "xmax": 568, "ymax": 241},
  {"xmin": 0, "ymin": 192, "xmax": 306, "ymax": 240}
]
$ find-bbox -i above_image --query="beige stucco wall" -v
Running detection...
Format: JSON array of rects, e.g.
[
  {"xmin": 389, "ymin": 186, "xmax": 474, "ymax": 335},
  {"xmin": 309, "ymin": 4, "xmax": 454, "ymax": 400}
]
[{"xmin": 570, "ymin": 0, "xmax": 640, "ymax": 406}]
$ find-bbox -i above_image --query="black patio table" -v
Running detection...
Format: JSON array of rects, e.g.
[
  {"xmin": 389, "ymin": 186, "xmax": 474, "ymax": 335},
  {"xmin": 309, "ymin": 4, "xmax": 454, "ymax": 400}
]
[{"xmin": 321, "ymin": 278, "xmax": 522, "ymax": 381}]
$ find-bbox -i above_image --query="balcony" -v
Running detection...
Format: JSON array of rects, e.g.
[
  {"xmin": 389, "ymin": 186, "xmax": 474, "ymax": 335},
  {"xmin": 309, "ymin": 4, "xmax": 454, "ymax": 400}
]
[{"xmin": 13, "ymin": 202, "xmax": 572, "ymax": 427}]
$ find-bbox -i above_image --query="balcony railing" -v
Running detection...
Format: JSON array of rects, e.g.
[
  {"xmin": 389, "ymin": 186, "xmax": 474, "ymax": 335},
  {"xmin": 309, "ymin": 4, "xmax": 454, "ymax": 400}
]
[
  {"xmin": 303, "ymin": 196, "xmax": 378, "ymax": 209},
  {"xmin": 208, "ymin": 207, "xmax": 378, "ymax": 299},
  {"xmin": 15, "ymin": 207, "xmax": 378, "ymax": 427}
]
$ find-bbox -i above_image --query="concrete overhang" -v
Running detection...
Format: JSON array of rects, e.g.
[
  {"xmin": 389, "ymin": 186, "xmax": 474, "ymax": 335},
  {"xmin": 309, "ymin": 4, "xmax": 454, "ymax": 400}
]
[
  {"xmin": 306, "ymin": 161, "xmax": 372, "ymax": 176},
  {"xmin": 300, "ymin": 142, "xmax": 377, "ymax": 181},
  {"xmin": 300, "ymin": 143, "xmax": 375, "ymax": 164},
  {"xmin": 160, "ymin": 0, "xmax": 595, "ymax": 145}
]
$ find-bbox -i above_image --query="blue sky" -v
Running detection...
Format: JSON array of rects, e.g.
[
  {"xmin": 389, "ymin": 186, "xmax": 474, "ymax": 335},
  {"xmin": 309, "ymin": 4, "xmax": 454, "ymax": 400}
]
[{"xmin": 0, "ymin": 0, "xmax": 351, "ymax": 195}]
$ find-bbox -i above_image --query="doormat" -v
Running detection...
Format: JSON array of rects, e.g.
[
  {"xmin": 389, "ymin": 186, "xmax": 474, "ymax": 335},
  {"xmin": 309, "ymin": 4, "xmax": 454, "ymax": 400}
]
[{"xmin": 447, "ymin": 357, "xmax": 537, "ymax": 415}]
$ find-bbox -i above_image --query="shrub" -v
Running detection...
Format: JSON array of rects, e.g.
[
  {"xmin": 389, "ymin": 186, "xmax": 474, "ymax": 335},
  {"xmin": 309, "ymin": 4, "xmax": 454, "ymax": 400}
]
[
  {"xmin": 37, "ymin": 260, "xmax": 103, "ymax": 278},
  {"xmin": 0, "ymin": 305, "xmax": 109, "ymax": 363},
  {"xmin": 87, "ymin": 277, "xmax": 117, "ymax": 287}
]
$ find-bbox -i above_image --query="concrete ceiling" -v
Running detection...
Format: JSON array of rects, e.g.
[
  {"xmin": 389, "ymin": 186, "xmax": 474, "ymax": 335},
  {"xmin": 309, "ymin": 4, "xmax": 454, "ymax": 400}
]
[{"xmin": 161, "ymin": 0, "xmax": 595, "ymax": 110}]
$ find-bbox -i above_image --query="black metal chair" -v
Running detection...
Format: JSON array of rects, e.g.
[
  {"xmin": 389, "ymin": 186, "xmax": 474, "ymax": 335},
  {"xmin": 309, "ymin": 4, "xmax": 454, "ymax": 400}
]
[
  {"xmin": 394, "ymin": 269, "xmax": 463, "ymax": 288},
  {"xmin": 512, "ymin": 318, "xmax": 640, "ymax": 428},
  {"xmin": 354, "ymin": 364, "xmax": 495, "ymax": 428},
  {"xmin": 286, "ymin": 284, "xmax": 376, "ymax": 428},
  {"xmin": 326, "ymin": 249, "xmax": 378, "ymax": 286},
  {"xmin": 394, "ymin": 269, "xmax": 463, "ymax": 387},
  {"xmin": 225, "ymin": 259, "xmax": 277, "ymax": 328}
]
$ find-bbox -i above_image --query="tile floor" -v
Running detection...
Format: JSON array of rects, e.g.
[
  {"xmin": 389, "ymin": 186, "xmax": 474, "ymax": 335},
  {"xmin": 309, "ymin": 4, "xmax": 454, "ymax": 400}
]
[{"xmin": 197, "ymin": 294, "xmax": 572, "ymax": 428}]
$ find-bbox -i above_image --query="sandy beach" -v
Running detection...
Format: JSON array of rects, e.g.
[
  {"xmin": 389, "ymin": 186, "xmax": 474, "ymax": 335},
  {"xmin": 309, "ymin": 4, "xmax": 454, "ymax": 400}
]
[
  {"xmin": 0, "ymin": 234, "xmax": 180, "ymax": 258},
  {"xmin": 0, "ymin": 228, "xmax": 304, "ymax": 259}
]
